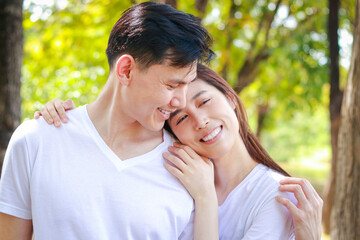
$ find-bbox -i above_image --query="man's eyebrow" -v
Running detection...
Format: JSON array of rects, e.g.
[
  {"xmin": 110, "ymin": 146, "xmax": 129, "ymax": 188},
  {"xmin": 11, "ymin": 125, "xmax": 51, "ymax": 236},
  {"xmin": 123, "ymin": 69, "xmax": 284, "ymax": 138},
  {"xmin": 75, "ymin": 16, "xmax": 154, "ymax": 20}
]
[
  {"xmin": 168, "ymin": 75, "xmax": 197, "ymax": 85},
  {"xmin": 169, "ymin": 90, "xmax": 207, "ymax": 121}
]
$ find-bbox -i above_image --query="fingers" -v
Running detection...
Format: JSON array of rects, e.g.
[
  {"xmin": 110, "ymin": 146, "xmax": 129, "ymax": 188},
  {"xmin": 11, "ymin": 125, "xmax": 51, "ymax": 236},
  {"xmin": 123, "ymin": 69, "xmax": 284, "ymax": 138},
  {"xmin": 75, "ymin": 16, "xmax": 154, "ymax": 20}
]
[
  {"xmin": 46, "ymin": 100, "xmax": 62, "ymax": 127},
  {"xmin": 279, "ymin": 177, "xmax": 318, "ymax": 202},
  {"xmin": 279, "ymin": 177, "xmax": 323, "ymax": 224},
  {"xmin": 172, "ymin": 142, "xmax": 211, "ymax": 165},
  {"xmin": 54, "ymin": 99, "xmax": 68, "ymax": 124},
  {"xmin": 278, "ymin": 184, "xmax": 307, "ymax": 208},
  {"xmin": 40, "ymin": 105, "xmax": 54, "ymax": 125},
  {"xmin": 172, "ymin": 142, "xmax": 199, "ymax": 159},
  {"xmin": 34, "ymin": 111, "xmax": 41, "ymax": 119},
  {"xmin": 163, "ymin": 152, "xmax": 187, "ymax": 172},
  {"xmin": 276, "ymin": 196, "xmax": 300, "ymax": 218},
  {"xmin": 278, "ymin": 178, "xmax": 323, "ymax": 240},
  {"xmin": 64, "ymin": 99, "xmax": 75, "ymax": 110},
  {"xmin": 37, "ymin": 99, "xmax": 73, "ymax": 127},
  {"xmin": 163, "ymin": 159, "xmax": 183, "ymax": 180}
]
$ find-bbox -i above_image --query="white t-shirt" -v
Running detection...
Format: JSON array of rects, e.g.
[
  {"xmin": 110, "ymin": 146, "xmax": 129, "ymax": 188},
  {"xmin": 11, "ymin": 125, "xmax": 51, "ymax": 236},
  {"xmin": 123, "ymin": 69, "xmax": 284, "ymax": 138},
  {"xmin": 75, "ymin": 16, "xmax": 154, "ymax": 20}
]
[
  {"xmin": 0, "ymin": 106, "xmax": 194, "ymax": 240},
  {"xmin": 219, "ymin": 164, "xmax": 296, "ymax": 240}
]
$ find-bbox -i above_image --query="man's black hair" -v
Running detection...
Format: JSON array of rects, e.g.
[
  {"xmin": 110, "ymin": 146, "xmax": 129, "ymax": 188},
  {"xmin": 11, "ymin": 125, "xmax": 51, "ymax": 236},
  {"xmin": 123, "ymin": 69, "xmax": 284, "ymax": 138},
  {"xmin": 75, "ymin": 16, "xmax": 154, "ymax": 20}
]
[{"xmin": 106, "ymin": 2, "xmax": 214, "ymax": 69}]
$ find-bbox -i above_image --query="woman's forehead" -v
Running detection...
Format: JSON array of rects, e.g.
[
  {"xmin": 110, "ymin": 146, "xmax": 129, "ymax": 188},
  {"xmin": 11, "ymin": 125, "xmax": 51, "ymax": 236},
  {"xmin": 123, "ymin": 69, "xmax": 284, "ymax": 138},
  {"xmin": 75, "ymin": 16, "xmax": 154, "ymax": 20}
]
[{"xmin": 187, "ymin": 79, "xmax": 213, "ymax": 97}]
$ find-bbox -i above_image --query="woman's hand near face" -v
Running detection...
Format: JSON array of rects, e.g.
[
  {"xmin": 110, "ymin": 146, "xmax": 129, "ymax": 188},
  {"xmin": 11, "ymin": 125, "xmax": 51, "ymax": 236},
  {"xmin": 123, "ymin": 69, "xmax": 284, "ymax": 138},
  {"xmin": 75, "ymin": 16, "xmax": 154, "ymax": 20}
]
[
  {"xmin": 163, "ymin": 142, "xmax": 218, "ymax": 240},
  {"xmin": 276, "ymin": 177, "xmax": 323, "ymax": 240},
  {"xmin": 34, "ymin": 99, "xmax": 75, "ymax": 127},
  {"xmin": 163, "ymin": 142, "xmax": 215, "ymax": 201}
]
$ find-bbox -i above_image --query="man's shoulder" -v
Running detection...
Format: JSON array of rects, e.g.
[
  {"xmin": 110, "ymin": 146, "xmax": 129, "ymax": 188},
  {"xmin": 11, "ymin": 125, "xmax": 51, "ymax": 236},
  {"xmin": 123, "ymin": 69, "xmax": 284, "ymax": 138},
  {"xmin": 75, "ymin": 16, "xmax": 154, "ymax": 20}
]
[
  {"xmin": 12, "ymin": 106, "xmax": 86, "ymax": 142},
  {"xmin": 163, "ymin": 129, "xmax": 177, "ymax": 144}
]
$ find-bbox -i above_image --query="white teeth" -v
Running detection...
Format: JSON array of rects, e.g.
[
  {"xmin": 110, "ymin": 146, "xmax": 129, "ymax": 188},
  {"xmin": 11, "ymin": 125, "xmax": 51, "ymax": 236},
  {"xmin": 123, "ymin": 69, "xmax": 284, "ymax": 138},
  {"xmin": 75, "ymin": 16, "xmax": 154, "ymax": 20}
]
[
  {"xmin": 202, "ymin": 127, "xmax": 221, "ymax": 142},
  {"xmin": 159, "ymin": 108, "xmax": 170, "ymax": 115}
]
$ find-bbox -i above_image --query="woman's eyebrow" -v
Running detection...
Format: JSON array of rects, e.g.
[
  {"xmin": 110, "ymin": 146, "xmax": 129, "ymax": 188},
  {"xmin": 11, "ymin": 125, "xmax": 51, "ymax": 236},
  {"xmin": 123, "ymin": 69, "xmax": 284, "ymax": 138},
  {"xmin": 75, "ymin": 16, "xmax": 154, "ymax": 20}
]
[
  {"xmin": 170, "ymin": 109, "xmax": 182, "ymax": 120},
  {"xmin": 191, "ymin": 90, "xmax": 206, "ymax": 101}
]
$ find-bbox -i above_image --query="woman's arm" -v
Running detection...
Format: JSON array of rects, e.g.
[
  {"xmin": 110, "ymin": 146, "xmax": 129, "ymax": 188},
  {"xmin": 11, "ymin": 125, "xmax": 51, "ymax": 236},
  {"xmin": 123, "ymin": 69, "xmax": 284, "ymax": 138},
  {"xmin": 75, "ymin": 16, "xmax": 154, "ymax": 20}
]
[
  {"xmin": 163, "ymin": 142, "xmax": 218, "ymax": 240},
  {"xmin": 34, "ymin": 99, "xmax": 75, "ymax": 127}
]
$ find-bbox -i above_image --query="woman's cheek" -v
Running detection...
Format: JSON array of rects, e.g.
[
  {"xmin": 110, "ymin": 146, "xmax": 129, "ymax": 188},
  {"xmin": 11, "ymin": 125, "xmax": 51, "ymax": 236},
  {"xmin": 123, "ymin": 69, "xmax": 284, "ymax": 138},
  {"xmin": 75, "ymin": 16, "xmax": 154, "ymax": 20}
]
[{"xmin": 174, "ymin": 128, "xmax": 190, "ymax": 144}]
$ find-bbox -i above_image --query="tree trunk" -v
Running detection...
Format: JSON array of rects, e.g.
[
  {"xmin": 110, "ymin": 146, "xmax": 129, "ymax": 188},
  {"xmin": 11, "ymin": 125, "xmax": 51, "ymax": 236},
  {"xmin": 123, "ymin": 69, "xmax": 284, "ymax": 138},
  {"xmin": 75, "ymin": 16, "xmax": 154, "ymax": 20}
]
[
  {"xmin": 233, "ymin": 0, "xmax": 281, "ymax": 93},
  {"xmin": 330, "ymin": 0, "xmax": 360, "ymax": 238},
  {"xmin": 157, "ymin": 0, "xmax": 177, "ymax": 9},
  {"xmin": 256, "ymin": 103, "xmax": 269, "ymax": 139},
  {"xmin": 195, "ymin": 0, "xmax": 209, "ymax": 14},
  {"xmin": 0, "ymin": 0, "xmax": 23, "ymax": 177},
  {"xmin": 322, "ymin": 0, "xmax": 343, "ymax": 233}
]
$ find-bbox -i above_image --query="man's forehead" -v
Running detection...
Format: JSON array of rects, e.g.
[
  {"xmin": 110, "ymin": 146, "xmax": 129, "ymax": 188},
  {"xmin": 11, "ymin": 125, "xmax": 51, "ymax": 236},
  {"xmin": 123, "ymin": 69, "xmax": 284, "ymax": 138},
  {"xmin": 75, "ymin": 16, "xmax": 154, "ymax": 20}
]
[{"xmin": 161, "ymin": 63, "xmax": 197, "ymax": 82}]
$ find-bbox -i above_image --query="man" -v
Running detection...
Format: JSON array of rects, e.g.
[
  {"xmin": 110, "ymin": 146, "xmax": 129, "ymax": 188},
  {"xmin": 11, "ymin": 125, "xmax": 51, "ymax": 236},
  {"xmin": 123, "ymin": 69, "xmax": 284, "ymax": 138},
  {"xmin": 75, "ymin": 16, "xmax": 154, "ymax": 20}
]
[
  {"xmin": 0, "ymin": 2, "xmax": 322, "ymax": 239},
  {"xmin": 0, "ymin": 2, "xmax": 213, "ymax": 239}
]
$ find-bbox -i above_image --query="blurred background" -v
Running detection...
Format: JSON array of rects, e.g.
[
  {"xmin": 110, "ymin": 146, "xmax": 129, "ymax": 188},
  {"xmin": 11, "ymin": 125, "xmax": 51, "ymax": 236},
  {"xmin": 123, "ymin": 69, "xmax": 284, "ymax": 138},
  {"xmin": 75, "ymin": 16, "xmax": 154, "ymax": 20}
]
[{"xmin": 0, "ymin": 0, "xmax": 358, "ymax": 239}]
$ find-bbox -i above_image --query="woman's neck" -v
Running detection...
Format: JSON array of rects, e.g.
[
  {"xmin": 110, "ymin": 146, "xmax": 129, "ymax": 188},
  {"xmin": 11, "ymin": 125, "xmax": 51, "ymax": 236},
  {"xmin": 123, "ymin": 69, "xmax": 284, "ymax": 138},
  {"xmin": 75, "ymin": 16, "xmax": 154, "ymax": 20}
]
[{"xmin": 213, "ymin": 136, "xmax": 258, "ymax": 205}]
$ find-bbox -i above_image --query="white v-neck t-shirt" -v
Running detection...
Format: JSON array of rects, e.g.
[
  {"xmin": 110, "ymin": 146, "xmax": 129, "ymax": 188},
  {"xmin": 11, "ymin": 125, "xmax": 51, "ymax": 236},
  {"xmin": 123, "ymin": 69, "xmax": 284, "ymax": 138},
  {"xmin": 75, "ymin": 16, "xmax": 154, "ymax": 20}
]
[
  {"xmin": 0, "ymin": 105, "xmax": 194, "ymax": 240},
  {"xmin": 218, "ymin": 164, "xmax": 297, "ymax": 240}
]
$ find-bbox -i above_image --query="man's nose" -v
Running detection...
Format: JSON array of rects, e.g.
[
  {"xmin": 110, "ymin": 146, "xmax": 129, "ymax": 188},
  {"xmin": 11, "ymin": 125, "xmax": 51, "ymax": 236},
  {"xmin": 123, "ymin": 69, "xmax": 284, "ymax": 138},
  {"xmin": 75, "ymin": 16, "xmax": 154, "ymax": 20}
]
[{"xmin": 170, "ymin": 86, "xmax": 187, "ymax": 109}]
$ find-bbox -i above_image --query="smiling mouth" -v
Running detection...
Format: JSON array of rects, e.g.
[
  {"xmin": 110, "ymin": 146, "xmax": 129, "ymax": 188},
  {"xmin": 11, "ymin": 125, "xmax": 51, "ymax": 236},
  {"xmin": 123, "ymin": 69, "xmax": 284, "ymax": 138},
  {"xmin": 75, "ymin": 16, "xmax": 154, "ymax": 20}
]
[
  {"xmin": 200, "ymin": 126, "xmax": 222, "ymax": 142},
  {"xmin": 158, "ymin": 108, "xmax": 171, "ymax": 115}
]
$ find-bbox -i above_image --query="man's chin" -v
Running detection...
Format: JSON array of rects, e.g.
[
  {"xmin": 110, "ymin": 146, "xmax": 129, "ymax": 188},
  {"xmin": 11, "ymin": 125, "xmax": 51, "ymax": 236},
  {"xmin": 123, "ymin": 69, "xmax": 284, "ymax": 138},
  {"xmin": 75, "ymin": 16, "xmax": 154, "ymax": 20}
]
[{"xmin": 146, "ymin": 121, "xmax": 165, "ymax": 132}]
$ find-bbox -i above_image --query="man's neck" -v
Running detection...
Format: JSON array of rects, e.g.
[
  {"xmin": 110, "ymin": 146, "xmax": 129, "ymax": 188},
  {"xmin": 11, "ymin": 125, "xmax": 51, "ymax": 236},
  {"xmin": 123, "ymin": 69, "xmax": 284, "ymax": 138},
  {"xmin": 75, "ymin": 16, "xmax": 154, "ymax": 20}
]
[{"xmin": 86, "ymin": 81, "xmax": 163, "ymax": 160}]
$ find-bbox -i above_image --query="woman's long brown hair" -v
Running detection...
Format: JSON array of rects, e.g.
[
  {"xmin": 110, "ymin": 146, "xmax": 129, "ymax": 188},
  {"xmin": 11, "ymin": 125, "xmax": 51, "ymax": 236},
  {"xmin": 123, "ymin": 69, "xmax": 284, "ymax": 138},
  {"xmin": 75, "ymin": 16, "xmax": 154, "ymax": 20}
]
[{"xmin": 165, "ymin": 63, "xmax": 290, "ymax": 176}]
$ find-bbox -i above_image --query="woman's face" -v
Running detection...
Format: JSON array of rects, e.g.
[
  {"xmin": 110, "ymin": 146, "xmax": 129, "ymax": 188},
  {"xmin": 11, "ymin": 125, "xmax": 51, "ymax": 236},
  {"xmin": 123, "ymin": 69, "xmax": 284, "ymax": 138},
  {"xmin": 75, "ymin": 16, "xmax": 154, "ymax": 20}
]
[{"xmin": 168, "ymin": 79, "xmax": 241, "ymax": 159}]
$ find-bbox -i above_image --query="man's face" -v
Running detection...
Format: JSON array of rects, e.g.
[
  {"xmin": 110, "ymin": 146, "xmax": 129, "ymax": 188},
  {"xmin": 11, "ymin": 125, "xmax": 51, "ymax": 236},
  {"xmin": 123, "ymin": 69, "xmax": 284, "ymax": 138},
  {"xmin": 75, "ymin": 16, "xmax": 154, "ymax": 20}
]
[{"xmin": 123, "ymin": 62, "xmax": 197, "ymax": 132}]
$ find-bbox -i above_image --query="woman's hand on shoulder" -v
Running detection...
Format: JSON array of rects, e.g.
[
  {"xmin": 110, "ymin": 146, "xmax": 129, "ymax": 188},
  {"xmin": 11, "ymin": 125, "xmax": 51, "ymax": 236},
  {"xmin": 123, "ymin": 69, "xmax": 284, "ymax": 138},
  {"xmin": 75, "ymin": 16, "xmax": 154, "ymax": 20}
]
[
  {"xmin": 276, "ymin": 177, "xmax": 323, "ymax": 240},
  {"xmin": 34, "ymin": 99, "xmax": 75, "ymax": 127},
  {"xmin": 163, "ymin": 142, "xmax": 219, "ymax": 240},
  {"xmin": 163, "ymin": 142, "xmax": 216, "ymax": 202}
]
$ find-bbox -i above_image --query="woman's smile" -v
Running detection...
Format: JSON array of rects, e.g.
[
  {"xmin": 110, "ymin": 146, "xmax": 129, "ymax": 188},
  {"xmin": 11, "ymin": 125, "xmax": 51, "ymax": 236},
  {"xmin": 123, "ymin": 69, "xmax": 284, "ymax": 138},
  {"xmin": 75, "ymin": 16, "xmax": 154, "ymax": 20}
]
[{"xmin": 200, "ymin": 126, "xmax": 223, "ymax": 143}]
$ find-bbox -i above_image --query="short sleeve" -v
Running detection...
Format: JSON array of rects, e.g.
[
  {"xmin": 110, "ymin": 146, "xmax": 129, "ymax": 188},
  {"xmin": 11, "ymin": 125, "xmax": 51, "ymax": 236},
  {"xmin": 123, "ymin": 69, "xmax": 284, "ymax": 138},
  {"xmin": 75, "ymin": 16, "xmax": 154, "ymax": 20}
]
[
  {"xmin": 242, "ymin": 191, "xmax": 295, "ymax": 240},
  {"xmin": 0, "ymin": 125, "xmax": 32, "ymax": 219},
  {"xmin": 178, "ymin": 209, "xmax": 194, "ymax": 240}
]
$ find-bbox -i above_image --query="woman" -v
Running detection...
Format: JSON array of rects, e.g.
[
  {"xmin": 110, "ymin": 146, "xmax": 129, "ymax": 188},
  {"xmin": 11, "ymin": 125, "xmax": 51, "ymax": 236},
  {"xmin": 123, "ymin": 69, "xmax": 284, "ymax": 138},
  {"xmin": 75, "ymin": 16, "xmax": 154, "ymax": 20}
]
[
  {"xmin": 164, "ymin": 63, "xmax": 295, "ymax": 239},
  {"xmin": 36, "ymin": 64, "xmax": 323, "ymax": 239}
]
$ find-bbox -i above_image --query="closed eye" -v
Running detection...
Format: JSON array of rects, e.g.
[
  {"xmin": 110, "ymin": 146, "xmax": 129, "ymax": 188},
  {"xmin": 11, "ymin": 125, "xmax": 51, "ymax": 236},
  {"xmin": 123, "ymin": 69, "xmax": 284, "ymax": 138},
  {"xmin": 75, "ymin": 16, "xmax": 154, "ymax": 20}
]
[
  {"xmin": 199, "ymin": 99, "xmax": 211, "ymax": 107},
  {"xmin": 176, "ymin": 115, "xmax": 188, "ymax": 125},
  {"xmin": 167, "ymin": 85, "xmax": 177, "ymax": 90}
]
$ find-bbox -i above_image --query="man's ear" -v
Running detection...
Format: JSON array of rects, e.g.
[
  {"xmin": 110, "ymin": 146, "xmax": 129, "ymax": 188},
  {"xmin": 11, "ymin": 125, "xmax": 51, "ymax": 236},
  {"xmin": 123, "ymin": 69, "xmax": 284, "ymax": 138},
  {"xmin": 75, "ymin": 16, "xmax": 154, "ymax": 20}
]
[{"xmin": 115, "ymin": 55, "xmax": 135, "ymax": 86}]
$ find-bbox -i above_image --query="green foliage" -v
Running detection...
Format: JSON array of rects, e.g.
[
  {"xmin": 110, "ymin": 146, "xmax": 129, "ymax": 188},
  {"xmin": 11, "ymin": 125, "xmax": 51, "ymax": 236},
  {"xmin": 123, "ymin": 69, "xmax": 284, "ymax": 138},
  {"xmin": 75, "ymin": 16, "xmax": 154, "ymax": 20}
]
[
  {"xmin": 21, "ymin": 0, "xmax": 352, "ymax": 175},
  {"xmin": 22, "ymin": 0, "xmax": 133, "ymax": 118}
]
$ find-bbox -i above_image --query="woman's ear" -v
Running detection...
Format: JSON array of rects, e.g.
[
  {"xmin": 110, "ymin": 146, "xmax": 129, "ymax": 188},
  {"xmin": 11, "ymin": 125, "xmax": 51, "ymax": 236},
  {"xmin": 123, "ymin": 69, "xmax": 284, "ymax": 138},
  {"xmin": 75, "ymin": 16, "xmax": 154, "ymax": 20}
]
[{"xmin": 115, "ymin": 55, "xmax": 135, "ymax": 86}]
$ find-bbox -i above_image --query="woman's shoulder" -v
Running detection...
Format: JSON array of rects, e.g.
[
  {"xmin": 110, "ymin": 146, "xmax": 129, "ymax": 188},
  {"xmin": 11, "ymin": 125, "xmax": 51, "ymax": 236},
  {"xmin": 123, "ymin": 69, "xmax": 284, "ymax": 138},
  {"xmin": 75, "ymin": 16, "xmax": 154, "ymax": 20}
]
[{"xmin": 244, "ymin": 164, "xmax": 289, "ymax": 196}]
